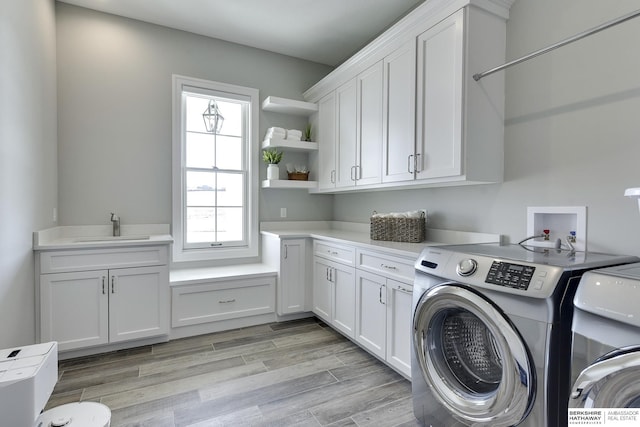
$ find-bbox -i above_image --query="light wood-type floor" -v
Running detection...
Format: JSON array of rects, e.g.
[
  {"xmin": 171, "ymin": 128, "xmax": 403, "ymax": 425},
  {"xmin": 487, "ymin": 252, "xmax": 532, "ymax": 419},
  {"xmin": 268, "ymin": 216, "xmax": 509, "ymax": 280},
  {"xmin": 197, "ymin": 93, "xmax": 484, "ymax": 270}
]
[{"xmin": 46, "ymin": 317, "xmax": 420, "ymax": 426}]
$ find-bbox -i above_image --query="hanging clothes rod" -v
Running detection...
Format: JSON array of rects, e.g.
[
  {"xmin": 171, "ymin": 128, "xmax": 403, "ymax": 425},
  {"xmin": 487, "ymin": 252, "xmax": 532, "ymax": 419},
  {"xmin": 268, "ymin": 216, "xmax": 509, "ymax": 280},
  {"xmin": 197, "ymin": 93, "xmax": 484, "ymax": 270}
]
[{"xmin": 473, "ymin": 9, "xmax": 640, "ymax": 81}]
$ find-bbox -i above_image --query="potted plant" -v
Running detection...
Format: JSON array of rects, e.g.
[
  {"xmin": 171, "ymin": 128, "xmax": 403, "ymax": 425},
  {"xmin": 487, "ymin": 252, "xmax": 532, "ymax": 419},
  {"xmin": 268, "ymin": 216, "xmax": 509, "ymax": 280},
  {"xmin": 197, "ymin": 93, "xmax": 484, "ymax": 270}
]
[
  {"xmin": 304, "ymin": 124, "xmax": 312, "ymax": 142},
  {"xmin": 263, "ymin": 148, "xmax": 283, "ymax": 180}
]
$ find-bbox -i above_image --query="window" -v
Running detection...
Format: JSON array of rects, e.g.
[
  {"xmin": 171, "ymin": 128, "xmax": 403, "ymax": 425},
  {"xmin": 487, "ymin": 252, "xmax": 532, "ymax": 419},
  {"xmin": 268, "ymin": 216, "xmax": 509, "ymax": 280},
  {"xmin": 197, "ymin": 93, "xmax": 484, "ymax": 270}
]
[{"xmin": 172, "ymin": 75, "xmax": 259, "ymax": 262}]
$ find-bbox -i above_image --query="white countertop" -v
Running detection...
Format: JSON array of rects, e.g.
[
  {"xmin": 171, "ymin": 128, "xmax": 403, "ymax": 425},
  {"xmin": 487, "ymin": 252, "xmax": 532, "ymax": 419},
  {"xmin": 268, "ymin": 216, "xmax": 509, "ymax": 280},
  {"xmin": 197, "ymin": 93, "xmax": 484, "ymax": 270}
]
[
  {"xmin": 260, "ymin": 221, "xmax": 501, "ymax": 258},
  {"xmin": 33, "ymin": 224, "xmax": 173, "ymax": 250}
]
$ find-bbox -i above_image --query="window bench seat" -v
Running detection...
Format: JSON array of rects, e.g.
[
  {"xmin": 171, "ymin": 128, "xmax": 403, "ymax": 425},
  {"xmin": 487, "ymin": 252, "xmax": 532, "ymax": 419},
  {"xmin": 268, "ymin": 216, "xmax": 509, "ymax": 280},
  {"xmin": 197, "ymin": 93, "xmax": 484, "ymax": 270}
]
[
  {"xmin": 170, "ymin": 263, "xmax": 277, "ymax": 286},
  {"xmin": 169, "ymin": 264, "xmax": 279, "ymax": 339}
]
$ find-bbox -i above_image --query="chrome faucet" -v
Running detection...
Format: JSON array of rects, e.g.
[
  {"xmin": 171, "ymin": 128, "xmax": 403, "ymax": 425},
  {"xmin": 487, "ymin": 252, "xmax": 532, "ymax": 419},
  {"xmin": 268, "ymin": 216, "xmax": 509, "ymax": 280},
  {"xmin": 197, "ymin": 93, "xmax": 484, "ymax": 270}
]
[{"xmin": 110, "ymin": 213, "xmax": 121, "ymax": 236}]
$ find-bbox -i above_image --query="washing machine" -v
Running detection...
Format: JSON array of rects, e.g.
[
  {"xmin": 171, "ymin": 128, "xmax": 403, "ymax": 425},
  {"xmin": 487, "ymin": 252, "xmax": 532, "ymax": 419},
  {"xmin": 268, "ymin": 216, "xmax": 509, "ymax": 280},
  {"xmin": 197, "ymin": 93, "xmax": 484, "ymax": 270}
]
[
  {"xmin": 412, "ymin": 243, "xmax": 639, "ymax": 427},
  {"xmin": 570, "ymin": 263, "xmax": 640, "ymax": 410}
]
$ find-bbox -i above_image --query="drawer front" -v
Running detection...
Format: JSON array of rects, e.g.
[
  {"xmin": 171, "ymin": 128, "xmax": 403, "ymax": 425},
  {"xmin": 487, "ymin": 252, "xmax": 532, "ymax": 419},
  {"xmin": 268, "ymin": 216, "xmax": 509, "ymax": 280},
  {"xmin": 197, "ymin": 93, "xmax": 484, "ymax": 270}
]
[
  {"xmin": 314, "ymin": 240, "xmax": 355, "ymax": 266},
  {"xmin": 39, "ymin": 246, "xmax": 169, "ymax": 274},
  {"xmin": 357, "ymin": 249, "xmax": 415, "ymax": 283},
  {"xmin": 171, "ymin": 277, "xmax": 275, "ymax": 327}
]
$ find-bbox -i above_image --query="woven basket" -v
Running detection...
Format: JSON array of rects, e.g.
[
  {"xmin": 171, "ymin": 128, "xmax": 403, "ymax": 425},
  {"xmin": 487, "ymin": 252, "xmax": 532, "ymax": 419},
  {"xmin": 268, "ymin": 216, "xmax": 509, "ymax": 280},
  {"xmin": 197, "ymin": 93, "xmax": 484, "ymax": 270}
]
[
  {"xmin": 370, "ymin": 212, "xmax": 426, "ymax": 243},
  {"xmin": 287, "ymin": 172, "xmax": 309, "ymax": 181}
]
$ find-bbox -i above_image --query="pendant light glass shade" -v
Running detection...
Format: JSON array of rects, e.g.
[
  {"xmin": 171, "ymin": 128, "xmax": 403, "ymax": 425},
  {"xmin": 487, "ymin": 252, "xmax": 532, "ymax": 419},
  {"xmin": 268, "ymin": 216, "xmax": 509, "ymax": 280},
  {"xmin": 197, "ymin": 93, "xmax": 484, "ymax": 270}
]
[{"xmin": 202, "ymin": 99, "xmax": 224, "ymax": 134}]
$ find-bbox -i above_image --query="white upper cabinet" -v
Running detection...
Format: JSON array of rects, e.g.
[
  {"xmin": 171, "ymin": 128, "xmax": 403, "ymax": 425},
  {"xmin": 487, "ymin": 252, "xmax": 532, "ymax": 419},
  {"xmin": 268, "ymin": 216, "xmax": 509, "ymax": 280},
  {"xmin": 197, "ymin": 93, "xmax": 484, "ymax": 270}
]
[
  {"xmin": 335, "ymin": 78, "xmax": 358, "ymax": 188},
  {"xmin": 316, "ymin": 92, "xmax": 337, "ymax": 190},
  {"xmin": 415, "ymin": 9, "xmax": 464, "ymax": 181},
  {"xmin": 415, "ymin": 7, "xmax": 504, "ymax": 184},
  {"xmin": 382, "ymin": 40, "xmax": 416, "ymax": 183},
  {"xmin": 305, "ymin": 0, "xmax": 510, "ymax": 193},
  {"xmin": 356, "ymin": 61, "xmax": 383, "ymax": 186},
  {"xmin": 316, "ymin": 62, "xmax": 384, "ymax": 190}
]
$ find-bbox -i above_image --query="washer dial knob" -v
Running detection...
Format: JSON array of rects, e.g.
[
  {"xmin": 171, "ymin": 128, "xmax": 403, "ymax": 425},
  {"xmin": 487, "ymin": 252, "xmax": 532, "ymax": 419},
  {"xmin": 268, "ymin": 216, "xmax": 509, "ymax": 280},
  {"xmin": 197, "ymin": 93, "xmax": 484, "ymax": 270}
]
[{"xmin": 456, "ymin": 259, "xmax": 478, "ymax": 277}]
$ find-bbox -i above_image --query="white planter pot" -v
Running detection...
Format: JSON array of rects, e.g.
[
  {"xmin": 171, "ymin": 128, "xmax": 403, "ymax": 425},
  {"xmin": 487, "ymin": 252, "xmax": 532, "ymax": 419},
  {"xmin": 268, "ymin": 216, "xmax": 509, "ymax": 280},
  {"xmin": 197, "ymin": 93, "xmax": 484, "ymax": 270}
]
[{"xmin": 267, "ymin": 164, "xmax": 279, "ymax": 180}]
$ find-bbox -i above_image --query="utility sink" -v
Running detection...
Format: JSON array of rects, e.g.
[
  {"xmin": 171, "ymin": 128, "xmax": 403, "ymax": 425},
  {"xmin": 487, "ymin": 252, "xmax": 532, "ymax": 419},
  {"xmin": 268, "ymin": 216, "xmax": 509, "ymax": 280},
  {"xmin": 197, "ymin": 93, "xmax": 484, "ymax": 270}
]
[
  {"xmin": 74, "ymin": 235, "xmax": 150, "ymax": 243},
  {"xmin": 33, "ymin": 225, "xmax": 172, "ymax": 250}
]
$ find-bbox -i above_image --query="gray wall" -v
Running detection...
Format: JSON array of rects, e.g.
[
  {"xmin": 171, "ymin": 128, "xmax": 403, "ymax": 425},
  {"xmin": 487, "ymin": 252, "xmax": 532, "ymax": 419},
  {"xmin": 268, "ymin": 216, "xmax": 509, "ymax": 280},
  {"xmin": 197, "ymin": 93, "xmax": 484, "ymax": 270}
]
[
  {"xmin": 334, "ymin": 0, "xmax": 640, "ymax": 256},
  {"xmin": 56, "ymin": 3, "xmax": 334, "ymax": 228},
  {"xmin": 0, "ymin": 0, "xmax": 58, "ymax": 348}
]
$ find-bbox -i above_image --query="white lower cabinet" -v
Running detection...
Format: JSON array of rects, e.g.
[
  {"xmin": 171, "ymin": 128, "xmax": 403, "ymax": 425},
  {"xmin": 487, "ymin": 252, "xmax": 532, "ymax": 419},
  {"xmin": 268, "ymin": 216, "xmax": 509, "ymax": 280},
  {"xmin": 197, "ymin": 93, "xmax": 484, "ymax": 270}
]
[
  {"xmin": 262, "ymin": 235, "xmax": 310, "ymax": 316},
  {"xmin": 40, "ymin": 265, "xmax": 169, "ymax": 352},
  {"xmin": 109, "ymin": 266, "xmax": 168, "ymax": 343},
  {"xmin": 355, "ymin": 270, "xmax": 413, "ymax": 378},
  {"xmin": 355, "ymin": 270, "xmax": 387, "ymax": 359},
  {"xmin": 312, "ymin": 240, "xmax": 356, "ymax": 338},
  {"xmin": 332, "ymin": 262, "xmax": 356, "ymax": 338},
  {"xmin": 312, "ymin": 258, "xmax": 333, "ymax": 321},
  {"xmin": 385, "ymin": 279, "xmax": 413, "ymax": 377},
  {"xmin": 313, "ymin": 257, "xmax": 356, "ymax": 338},
  {"xmin": 40, "ymin": 270, "xmax": 109, "ymax": 350},
  {"xmin": 279, "ymin": 239, "xmax": 307, "ymax": 315},
  {"xmin": 312, "ymin": 240, "xmax": 413, "ymax": 377},
  {"xmin": 38, "ymin": 245, "xmax": 170, "ymax": 352}
]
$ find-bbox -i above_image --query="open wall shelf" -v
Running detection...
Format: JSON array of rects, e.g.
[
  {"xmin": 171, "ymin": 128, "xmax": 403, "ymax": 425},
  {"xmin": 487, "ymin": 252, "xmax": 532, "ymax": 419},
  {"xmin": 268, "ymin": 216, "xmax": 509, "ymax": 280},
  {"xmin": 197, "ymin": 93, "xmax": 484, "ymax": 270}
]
[
  {"xmin": 262, "ymin": 138, "xmax": 318, "ymax": 152},
  {"xmin": 262, "ymin": 96, "xmax": 318, "ymax": 116},
  {"xmin": 261, "ymin": 179, "xmax": 317, "ymax": 189}
]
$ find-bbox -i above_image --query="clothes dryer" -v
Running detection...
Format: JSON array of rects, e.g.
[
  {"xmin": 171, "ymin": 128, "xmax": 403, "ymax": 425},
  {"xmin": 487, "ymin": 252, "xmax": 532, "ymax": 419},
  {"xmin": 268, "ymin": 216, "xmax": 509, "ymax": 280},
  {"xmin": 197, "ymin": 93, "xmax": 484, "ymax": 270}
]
[
  {"xmin": 412, "ymin": 243, "xmax": 638, "ymax": 427},
  {"xmin": 570, "ymin": 263, "xmax": 640, "ymax": 409}
]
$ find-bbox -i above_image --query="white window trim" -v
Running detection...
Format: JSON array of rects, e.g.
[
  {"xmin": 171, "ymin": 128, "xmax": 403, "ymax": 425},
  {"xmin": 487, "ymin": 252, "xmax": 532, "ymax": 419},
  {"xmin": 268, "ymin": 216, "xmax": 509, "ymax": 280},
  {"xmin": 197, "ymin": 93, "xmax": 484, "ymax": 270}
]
[{"xmin": 172, "ymin": 75, "xmax": 259, "ymax": 263}]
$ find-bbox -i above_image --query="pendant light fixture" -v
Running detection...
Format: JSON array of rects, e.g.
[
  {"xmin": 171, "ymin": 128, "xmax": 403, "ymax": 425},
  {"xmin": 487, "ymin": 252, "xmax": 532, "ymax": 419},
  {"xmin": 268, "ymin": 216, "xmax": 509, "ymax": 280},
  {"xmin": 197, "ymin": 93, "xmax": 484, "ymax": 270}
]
[{"xmin": 202, "ymin": 99, "xmax": 224, "ymax": 134}]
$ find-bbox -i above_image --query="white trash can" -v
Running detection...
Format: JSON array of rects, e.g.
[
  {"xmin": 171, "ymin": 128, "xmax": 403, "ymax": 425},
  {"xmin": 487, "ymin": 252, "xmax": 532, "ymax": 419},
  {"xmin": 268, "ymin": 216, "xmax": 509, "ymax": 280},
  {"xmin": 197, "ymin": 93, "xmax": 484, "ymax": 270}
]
[{"xmin": 36, "ymin": 402, "xmax": 111, "ymax": 427}]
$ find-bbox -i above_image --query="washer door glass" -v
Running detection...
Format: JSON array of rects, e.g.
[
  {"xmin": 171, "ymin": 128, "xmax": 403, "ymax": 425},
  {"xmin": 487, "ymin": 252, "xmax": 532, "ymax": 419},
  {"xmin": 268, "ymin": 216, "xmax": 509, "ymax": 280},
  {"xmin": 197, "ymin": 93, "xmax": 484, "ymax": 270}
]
[
  {"xmin": 413, "ymin": 283, "xmax": 535, "ymax": 426},
  {"xmin": 570, "ymin": 346, "xmax": 640, "ymax": 408}
]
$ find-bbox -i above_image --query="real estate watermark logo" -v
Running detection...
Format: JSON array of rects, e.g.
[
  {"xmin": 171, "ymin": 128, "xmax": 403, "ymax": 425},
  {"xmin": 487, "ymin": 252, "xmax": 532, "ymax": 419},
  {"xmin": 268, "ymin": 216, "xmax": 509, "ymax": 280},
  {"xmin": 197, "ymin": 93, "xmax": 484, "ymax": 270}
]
[{"xmin": 569, "ymin": 409, "xmax": 640, "ymax": 426}]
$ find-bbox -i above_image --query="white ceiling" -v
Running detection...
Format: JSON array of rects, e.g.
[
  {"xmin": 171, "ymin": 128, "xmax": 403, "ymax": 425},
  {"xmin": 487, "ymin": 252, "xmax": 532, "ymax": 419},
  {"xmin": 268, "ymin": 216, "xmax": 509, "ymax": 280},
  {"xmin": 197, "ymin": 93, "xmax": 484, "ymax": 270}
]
[{"xmin": 56, "ymin": 0, "xmax": 425, "ymax": 66}]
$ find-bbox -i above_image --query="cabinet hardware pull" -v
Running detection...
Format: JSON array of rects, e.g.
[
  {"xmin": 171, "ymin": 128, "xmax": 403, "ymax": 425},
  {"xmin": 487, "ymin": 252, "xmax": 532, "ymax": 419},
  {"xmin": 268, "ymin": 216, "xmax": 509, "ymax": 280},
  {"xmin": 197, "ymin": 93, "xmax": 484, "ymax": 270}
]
[
  {"xmin": 102, "ymin": 276, "xmax": 106, "ymax": 295},
  {"xmin": 329, "ymin": 250, "xmax": 339, "ymax": 255},
  {"xmin": 379, "ymin": 285, "xmax": 386, "ymax": 305},
  {"xmin": 396, "ymin": 286, "xmax": 412, "ymax": 294},
  {"xmin": 407, "ymin": 154, "xmax": 414, "ymax": 173},
  {"xmin": 331, "ymin": 170, "xmax": 336, "ymax": 184},
  {"xmin": 357, "ymin": 165, "xmax": 362, "ymax": 180},
  {"xmin": 218, "ymin": 299, "xmax": 236, "ymax": 304},
  {"xmin": 284, "ymin": 245, "xmax": 288, "ymax": 259},
  {"xmin": 111, "ymin": 276, "xmax": 115, "ymax": 293},
  {"xmin": 381, "ymin": 263, "xmax": 397, "ymax": 270},
  {"xmin": 415, "ymin": 153, "xmax": 421, "ymax": 173}
]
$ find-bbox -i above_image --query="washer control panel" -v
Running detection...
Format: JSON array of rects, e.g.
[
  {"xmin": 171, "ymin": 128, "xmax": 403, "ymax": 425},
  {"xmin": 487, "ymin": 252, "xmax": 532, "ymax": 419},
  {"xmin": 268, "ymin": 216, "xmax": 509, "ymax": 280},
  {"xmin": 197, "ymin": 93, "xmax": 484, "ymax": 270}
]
[{"xmin": 486, "ymin": 261, "xmax": 536, "ymax": 290}]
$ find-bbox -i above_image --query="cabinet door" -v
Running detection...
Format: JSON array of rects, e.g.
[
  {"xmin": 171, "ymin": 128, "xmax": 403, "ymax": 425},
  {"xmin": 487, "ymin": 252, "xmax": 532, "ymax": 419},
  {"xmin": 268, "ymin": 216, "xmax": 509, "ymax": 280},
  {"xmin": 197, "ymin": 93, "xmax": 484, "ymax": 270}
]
[
  {"xmin": 416, "ymin": 9, "xmax": 464, "ymax": 180},
  {"xmin": 356, "ymin": 61, "xmax": 383, "ymax": 186},
  {"xmin": 331, "ymin": 261, "xmax": 356, "ymax": 338},
  {"xmin": 386, "ymin": 279, "xmax": 412, "ymax": 377},
  {"xmin": 109, "ymin": 265, "xmax": 169, "ymax": 343},
  {"xmin": 335, "ymin": 78, "xmax": 357, "ymax": 189},
  {"xmin": 317, "ymin": 92, "xmax": 336, "ymax": 190},
  {"xmin": 40, "ymin": 270, "xmax": 109, "ymax": 351},
  {"xmin": 355, "ymin": 270, "xmax": 386, "ymax": 358},
  {"xmin": 313, "ymin": 258, "xmax": 333, "ymax": 323},
  {"xmin": 382, "ymin": 39, "xmax": 417, "ymax": 183},
  {"xmin": 279, "ymin": 239, "xmax": 306, "ymax": 315}
]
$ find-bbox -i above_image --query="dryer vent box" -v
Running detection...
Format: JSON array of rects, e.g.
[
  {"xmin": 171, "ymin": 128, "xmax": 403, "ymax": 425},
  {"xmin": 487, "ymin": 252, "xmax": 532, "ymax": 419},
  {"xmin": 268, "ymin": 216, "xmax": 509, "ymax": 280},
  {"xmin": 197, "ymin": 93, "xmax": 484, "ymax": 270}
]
[{"xmin": 526, "ymin": 206, "xmax": 587, "ymax": 251}]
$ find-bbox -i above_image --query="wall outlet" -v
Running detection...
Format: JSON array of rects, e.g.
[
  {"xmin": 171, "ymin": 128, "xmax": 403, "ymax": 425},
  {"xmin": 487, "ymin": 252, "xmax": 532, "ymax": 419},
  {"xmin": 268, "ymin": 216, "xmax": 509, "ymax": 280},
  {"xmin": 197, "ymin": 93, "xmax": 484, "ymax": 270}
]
[{"xmin": 280, "ymin": 207, "xmax": 287, "ymax": 218}]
